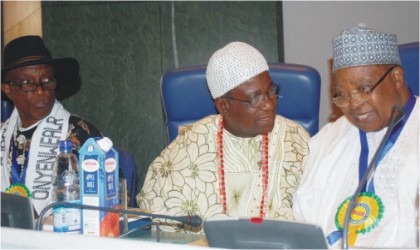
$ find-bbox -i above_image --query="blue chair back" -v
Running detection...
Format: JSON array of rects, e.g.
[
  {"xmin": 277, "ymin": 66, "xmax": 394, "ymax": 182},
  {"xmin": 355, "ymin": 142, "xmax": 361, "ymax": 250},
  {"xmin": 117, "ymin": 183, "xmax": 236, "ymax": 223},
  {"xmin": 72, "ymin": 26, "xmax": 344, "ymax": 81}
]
[
  {"xmin": 117, "ymin": 150, "xmax": 138, "ymax": 207},
  {"xmin": 399, "ymin": 42, "xmax": 419, "ymax": 96},
  {"xmin": 1, "ymin": 99, "xmax": 14, "ymax": 123},
  {"xmin": 161, "ymin": 63, "xmax": 321, "ymax": 142}
]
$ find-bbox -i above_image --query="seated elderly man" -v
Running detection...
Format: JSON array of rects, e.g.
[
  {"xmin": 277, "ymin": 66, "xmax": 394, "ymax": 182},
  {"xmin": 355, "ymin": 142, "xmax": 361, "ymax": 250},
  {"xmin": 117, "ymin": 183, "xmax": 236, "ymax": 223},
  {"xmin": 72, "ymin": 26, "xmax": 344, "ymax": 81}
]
[
  {"xmin": 137, "ymin": 41, "xmax": 310, "ymax": 232},
  {"xmin": 293, "ymin": 24, "xmax": 419, "ymax": 248},
  {"xmin": 1, "ymin": 36, "xmax": 102, "ymax": 217}
]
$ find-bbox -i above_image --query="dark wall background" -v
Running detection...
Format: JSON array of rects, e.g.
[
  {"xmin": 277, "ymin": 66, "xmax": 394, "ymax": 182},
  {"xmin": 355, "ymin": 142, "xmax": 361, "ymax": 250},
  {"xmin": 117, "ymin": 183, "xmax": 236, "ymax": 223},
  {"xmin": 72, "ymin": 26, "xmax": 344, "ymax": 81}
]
[{"xmin": 42, "ymin": 1, "xmax": 283, "ymax": 195}]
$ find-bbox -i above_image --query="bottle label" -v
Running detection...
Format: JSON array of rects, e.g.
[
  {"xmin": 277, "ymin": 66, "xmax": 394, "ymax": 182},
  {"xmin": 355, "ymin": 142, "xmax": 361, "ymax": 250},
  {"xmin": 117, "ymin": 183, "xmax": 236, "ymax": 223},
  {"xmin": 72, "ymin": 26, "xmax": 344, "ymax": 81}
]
[{"xmin": 53, "ymin": 200, "xmax": 81, "ymax": 233}]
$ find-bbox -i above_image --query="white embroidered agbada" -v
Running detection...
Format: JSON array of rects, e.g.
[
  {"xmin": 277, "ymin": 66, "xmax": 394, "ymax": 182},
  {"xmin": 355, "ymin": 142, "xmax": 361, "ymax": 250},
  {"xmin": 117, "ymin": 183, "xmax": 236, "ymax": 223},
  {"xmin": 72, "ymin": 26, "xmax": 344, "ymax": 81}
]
[
  {"xmin": 1, "ymin": 101, "xmax": 70, "ymax": 215},
  {"xmin": 137, "ymin": 114, "xmax": 310, "ymax": 232},
  {"xmin": 293, "ymin": 98, "xmax": 419, "ymax": 248}
]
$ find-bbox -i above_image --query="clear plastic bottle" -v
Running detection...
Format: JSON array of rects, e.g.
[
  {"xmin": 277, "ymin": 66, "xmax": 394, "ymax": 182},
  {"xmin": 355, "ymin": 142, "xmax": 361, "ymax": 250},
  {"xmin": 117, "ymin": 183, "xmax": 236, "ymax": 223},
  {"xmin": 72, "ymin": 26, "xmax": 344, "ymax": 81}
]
[{"xmin": 52, "ymin": 140, "xmax": 81, "ymax": 233}]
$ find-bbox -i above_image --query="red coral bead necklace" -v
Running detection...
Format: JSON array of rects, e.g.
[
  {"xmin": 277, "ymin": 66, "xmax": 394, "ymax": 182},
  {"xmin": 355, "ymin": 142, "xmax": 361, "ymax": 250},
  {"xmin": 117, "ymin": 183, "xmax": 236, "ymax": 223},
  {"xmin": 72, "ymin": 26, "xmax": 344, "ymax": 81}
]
[{"xmin": 217, "ymin": 116, "xmax": 269, "ymax": 217}]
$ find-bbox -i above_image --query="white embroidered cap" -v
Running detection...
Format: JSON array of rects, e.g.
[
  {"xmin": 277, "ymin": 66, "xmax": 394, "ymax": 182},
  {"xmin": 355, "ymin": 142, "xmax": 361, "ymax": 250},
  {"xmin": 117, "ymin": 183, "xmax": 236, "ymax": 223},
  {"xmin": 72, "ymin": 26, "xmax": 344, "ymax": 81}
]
[{"xmin": 206, "ymin": 41, "xmax": 269, "ymax": 99}]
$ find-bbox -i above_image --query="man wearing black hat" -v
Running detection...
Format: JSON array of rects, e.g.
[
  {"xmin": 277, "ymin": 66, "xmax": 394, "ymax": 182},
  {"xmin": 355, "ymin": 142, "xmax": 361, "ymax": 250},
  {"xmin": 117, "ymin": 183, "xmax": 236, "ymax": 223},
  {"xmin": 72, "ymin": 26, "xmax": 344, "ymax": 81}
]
[{"xmin": 1, "ymin": 35, "xmax": 102, "ymax": 216}]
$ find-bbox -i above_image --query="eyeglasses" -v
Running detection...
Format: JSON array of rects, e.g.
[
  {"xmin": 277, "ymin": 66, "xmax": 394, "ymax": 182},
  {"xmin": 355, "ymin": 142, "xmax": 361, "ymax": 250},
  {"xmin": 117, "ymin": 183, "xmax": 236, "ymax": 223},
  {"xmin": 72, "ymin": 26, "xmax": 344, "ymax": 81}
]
[
  {"xmin": 331, "ymin": 65, "xmax": 397, "ymax": 108},
  {"xmin": 5, "ymin": 77, "xmax": 57, "ymax": 92},
  {"xmin": 222, "ymin": 83, "xmax": 280, "ymax": 108}
]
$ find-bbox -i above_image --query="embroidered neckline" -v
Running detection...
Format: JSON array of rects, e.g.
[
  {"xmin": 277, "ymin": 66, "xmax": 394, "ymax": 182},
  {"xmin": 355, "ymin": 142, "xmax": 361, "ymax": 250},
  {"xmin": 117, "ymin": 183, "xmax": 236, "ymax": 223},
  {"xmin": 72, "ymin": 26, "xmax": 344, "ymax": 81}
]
[
  {"xmin": 17, "ymin": 119, "xmax": 42, "ymax": 132},
  {"xmin": 216, "ymin": 116, "xmax": 269, "ymax": 217}
]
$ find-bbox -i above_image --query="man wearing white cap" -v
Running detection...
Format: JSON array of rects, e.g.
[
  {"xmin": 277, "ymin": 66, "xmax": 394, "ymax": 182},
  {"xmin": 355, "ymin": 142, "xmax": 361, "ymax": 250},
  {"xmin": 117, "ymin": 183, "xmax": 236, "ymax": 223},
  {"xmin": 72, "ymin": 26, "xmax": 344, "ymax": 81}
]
[
  {"xmin": 293, "ymin": 24, "xmax": 418, "ymax": 248},
  {"xmin": 137, "ymin": 41, "xmax": 310, "ymax": 232}
]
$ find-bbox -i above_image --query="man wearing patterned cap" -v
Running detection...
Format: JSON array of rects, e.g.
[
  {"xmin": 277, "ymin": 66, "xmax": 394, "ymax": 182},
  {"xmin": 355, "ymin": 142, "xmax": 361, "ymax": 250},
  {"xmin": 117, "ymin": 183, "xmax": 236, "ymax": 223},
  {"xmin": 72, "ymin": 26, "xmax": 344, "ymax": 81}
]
[
  {"xmin": 294, "ymin": 24, "xmax": 418, "ymax": 248},
  {"xmin": 137, "ymin": 41, "xmax": 310, "ymax": 232}
]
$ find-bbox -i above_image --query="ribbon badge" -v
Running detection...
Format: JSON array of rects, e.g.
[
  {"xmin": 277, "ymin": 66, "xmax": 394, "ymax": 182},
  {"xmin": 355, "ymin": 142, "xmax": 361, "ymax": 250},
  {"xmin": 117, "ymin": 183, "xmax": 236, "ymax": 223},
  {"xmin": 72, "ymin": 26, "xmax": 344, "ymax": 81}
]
[{"xmin": 331, "ymin": 192, "xmax": 384, "ymax": 246}]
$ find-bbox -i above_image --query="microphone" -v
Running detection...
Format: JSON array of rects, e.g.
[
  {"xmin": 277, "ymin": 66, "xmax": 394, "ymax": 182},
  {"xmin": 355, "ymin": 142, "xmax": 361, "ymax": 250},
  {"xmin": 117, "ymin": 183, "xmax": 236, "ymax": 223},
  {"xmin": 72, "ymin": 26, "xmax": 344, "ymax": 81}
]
[
  {"xmin": 342, "ymin": 105, "xmax": 405, "ymax": 249},
  {"xmin": 35, "ymin": 201, "xmax": 202, "ymax": 232}
]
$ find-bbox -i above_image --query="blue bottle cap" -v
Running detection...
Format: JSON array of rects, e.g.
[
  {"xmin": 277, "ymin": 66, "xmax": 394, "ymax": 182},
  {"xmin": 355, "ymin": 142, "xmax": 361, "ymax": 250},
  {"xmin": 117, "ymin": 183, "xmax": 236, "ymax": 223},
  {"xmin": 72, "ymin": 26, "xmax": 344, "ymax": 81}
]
[{"xmin": 59, "ymin": 140, "xmax": 73, "ymax": 153}]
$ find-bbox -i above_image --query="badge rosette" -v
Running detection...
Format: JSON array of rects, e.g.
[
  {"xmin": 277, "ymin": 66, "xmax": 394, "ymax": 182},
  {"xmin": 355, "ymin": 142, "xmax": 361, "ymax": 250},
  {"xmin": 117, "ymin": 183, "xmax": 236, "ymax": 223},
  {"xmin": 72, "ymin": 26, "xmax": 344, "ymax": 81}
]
[
  {"xmin": 6, "ymin": 183, "xmax": 31, "ymax": 198},
  {"xmin": 335, "ymin": 192, "xmax": 384, "ymax": 246}
]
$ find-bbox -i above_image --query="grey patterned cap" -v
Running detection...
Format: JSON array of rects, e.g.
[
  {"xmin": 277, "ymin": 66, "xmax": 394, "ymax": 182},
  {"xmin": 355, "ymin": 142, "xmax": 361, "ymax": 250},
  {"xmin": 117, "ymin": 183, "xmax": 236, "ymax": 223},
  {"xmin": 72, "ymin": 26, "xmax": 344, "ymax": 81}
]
[
  {"xmin": 332, "ymin": 23, "xmax": 401, "ymax": 72},
  {"xmin": 206, "ymin": 41, "xmax": 269, "ymax": 99}
]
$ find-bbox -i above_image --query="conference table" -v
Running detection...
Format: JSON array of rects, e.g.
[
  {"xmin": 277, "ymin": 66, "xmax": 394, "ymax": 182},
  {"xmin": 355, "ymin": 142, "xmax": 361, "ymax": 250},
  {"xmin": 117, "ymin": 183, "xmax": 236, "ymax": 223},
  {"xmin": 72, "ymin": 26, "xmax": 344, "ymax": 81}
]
[
  {"xmin": 1, "ymin": 227, "xmax": 209, "ymax": 249},
  {"xmin": 1, "ymin": 209, "xmax": 210, "ymax": 249}
]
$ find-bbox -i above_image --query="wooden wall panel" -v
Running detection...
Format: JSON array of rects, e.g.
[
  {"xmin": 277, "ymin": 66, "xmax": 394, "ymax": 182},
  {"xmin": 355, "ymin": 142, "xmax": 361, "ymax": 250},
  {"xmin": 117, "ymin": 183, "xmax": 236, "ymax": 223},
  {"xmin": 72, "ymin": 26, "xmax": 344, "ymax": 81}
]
[
  {"xmin": 42, "ymin": 1, "xmax": 279, "ymax": 195},
  {"xmin": 3, "ymin": 1, "xmax": 42, "ymax": 45}
]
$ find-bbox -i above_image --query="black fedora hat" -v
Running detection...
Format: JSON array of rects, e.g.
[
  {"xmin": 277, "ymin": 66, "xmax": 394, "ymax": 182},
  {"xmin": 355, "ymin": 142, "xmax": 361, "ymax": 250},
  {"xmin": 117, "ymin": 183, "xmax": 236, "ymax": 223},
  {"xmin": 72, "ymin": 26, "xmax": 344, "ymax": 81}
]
[{"xmin": 1, "ymin": 35, "xmax": 81, "ymax": 101}]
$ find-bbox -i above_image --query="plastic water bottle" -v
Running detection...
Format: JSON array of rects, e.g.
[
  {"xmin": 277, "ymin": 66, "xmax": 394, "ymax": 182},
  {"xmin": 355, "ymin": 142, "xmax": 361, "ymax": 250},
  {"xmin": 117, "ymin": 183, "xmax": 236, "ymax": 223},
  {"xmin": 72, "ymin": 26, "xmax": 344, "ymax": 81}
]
[{"xmin": 52, "ymin": 140, "xmax": 81, "ymax": 233}]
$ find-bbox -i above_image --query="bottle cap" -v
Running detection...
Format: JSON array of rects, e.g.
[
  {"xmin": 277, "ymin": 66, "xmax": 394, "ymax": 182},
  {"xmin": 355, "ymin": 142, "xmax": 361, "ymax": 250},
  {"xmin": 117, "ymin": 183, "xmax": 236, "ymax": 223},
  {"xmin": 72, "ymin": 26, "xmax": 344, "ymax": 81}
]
[
  {"xmin": 59, "ymin": 140, "xmax": 73, "ymax": 153},
  {"xmin": 97, "ymin": 137, "xmax": 113, "ymax": 152}
]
